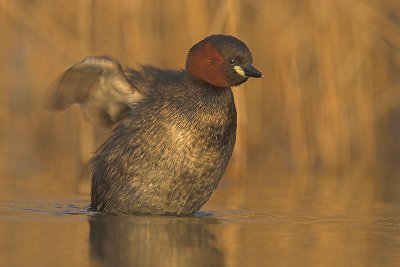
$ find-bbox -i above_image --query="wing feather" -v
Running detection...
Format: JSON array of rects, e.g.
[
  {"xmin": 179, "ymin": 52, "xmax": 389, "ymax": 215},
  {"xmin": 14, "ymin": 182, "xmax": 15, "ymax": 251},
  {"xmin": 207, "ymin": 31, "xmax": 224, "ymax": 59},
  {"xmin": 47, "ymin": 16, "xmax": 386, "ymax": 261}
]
[{"xmin": 48, "ymin": 56, "xmax": 143, "ymax": 128}]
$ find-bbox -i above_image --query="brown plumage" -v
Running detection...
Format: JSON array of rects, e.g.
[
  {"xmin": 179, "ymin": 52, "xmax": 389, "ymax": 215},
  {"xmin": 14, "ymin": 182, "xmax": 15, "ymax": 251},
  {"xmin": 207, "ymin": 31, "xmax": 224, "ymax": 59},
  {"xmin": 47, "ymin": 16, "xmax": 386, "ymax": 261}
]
[{"xmin": 49, "ymin": 34, "xmax": 262, "ymax": 215}]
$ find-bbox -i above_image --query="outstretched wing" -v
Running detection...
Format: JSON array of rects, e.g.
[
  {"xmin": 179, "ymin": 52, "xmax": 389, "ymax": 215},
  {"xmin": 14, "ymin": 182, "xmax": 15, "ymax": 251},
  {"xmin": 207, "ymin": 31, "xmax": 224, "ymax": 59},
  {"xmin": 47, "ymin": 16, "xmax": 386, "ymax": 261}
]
[{"xmin": 48, "ymin": 56, "xmax": 143, "ymax": 128}]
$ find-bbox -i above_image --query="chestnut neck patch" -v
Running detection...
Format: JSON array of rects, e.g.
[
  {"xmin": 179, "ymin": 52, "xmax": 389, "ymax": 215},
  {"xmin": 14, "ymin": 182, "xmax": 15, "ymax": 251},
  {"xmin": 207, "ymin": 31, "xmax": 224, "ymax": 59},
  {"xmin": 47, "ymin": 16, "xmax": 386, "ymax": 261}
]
[{"xmin": 186, "ymin": 41, "xmax": 229, "ymax": 88}]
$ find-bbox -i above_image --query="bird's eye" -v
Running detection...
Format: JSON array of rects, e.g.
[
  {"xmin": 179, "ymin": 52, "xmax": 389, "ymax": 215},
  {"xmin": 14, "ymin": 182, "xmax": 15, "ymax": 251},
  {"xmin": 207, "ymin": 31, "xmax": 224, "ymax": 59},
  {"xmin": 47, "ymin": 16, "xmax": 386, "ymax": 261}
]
[{"xmin": 228, "ymin": 58, "xmax": 236, "ymax": 65}]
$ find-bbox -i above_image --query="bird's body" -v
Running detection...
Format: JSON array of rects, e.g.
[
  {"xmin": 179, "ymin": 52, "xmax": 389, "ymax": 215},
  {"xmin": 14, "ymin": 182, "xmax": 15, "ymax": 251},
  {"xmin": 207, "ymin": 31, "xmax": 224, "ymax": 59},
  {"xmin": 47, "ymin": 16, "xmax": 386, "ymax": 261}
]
[
  {"xmin": 49, "ymin": 35, "xmax": 261, "ymax": 215},
  {"xmin": 92, "ymin": 67, "xmax": 237, "ymax": 215}
]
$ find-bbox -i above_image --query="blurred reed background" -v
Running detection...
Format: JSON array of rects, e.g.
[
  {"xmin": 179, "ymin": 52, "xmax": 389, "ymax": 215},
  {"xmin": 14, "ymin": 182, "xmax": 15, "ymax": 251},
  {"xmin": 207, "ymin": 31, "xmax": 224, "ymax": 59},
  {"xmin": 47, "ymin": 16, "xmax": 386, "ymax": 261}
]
[{"xmin": 0, "ymin": 0, "xmax": 400, "ymax": 203}]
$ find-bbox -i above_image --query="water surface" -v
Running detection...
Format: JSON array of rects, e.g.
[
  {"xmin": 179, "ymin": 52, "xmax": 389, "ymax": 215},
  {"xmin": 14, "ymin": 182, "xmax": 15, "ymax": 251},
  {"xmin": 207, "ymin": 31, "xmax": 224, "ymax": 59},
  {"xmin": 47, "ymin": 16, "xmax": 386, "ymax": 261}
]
[{"xmin": 1, "ymin": 179, "xmax": 399, "ymax": 267}]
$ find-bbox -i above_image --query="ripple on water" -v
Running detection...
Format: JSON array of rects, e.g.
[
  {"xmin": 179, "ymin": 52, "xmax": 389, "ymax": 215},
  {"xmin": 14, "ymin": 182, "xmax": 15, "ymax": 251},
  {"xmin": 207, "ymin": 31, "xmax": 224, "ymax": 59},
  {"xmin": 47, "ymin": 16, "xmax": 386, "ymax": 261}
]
[{"xmin": 0, "ymin": 199, "xmax": 92, "ymax": 220}]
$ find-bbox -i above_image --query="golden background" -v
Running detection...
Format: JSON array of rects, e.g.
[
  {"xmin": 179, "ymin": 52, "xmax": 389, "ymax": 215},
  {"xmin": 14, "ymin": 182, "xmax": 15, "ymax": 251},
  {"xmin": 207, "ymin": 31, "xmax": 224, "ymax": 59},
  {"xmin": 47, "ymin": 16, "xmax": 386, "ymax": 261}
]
[
  {"xmin": 1, "ymin": 1, "xmax": 400, "ymax": 266},
  {"xmin": 1, "ymin": 0, "xmax": 399, "ymax": 199}
]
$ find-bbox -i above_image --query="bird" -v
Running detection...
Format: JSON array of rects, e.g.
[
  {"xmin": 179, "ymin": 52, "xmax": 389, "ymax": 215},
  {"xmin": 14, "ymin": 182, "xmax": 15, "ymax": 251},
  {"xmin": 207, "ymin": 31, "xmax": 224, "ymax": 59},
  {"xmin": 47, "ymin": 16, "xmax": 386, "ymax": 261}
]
[{"xmin": 48, "ymin": 34, "xmax": 262, "ymax": 215}]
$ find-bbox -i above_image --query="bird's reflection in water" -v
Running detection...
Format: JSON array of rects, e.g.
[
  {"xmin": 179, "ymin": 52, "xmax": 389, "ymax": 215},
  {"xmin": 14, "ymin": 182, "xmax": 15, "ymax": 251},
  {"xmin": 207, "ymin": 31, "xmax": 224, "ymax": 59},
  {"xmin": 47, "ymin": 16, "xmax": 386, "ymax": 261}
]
[{"xmin": 89, "ymin": 213, "xmax": 224, "ymax": 267}]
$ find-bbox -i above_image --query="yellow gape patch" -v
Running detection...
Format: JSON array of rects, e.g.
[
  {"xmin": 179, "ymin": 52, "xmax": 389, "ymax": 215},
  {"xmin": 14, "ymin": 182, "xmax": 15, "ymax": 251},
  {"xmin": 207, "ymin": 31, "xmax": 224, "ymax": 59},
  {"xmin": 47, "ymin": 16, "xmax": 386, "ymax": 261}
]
[{"xmin": 234, "ymin": 66, "xmax": 245, "ymax": 77}]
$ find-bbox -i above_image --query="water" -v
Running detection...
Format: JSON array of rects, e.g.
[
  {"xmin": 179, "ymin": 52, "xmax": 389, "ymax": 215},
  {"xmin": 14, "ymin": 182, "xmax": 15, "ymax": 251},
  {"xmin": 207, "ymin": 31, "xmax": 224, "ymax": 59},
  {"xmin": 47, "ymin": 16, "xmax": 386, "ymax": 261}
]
[{"xmin": 1, "ymin": 178, "xmax": 400, "ymax": 267}]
